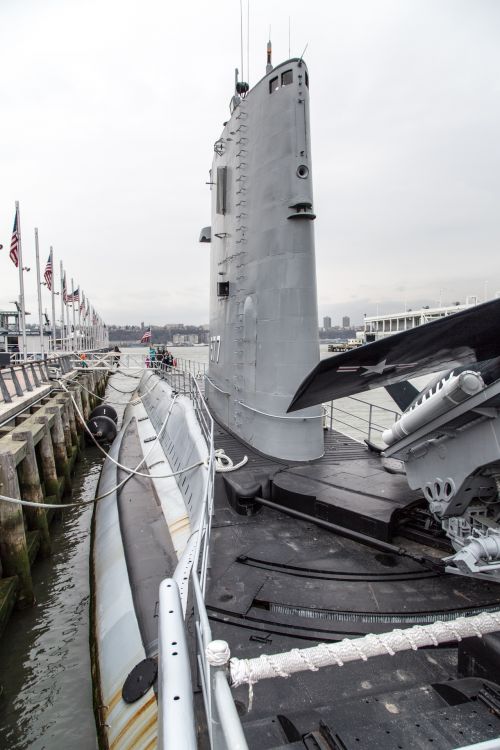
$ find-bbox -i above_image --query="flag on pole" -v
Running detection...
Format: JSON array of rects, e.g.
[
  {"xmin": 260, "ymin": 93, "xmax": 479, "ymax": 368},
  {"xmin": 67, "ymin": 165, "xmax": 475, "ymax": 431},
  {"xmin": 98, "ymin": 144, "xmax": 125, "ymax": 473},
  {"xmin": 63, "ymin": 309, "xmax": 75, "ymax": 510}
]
[
  {"xmin": 9, "ymin": 212, "xmax": 19, "ymax": 267},
  {"xmin": 62, "ymin": 272, "xmax": 68, "ymax": 304},
  {"xmin": 80, "ymin": 291, "xmax": 85, "ymax": 313},
  {"xmin": 43, "ymin": 253, "xmax": 52, "ymax": 290},
  {"xmin": 67, "ymin": 287, "xmax": 79, "ymax": 303},
  {"xmin": 140, "ymin": 327, "xmax": 152, "ymax": 343}
]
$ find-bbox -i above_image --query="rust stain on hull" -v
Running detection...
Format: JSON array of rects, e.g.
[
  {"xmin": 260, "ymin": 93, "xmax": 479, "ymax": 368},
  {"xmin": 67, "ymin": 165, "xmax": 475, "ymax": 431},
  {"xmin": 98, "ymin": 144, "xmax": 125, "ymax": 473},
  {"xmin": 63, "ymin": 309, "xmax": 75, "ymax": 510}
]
[{"xmin": 108, "ymin": 691, "xmax": 157, "ymax": 750}]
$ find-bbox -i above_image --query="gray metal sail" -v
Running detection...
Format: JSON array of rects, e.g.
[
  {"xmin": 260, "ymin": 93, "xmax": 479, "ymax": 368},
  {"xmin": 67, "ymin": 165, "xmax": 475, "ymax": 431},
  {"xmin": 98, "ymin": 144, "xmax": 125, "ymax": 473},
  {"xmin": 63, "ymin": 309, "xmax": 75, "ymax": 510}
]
[{"xmin": 202, "ymin": 59, "xmax": 323, "ymax": 461}]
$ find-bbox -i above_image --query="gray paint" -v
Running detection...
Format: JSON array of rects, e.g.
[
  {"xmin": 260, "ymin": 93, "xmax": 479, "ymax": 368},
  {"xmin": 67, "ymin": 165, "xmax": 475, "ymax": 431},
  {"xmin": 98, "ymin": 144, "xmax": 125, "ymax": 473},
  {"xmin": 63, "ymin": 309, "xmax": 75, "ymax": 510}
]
[{"xmin": 206, "ymin": 60, "xmax": 323, "ymax": 461}]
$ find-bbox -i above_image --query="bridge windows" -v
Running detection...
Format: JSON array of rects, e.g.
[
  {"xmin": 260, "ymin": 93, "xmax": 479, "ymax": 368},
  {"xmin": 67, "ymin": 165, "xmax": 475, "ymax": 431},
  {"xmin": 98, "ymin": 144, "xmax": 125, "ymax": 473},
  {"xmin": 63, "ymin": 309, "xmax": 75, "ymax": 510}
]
[{"xmin": 269, "ymin": 70, "xmax": 294, "ymax": 94}]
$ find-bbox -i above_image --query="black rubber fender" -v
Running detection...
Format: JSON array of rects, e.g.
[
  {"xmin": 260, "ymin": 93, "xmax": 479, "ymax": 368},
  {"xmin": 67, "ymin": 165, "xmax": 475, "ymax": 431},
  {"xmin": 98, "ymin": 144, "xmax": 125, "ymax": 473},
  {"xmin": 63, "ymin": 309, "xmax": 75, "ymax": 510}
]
[
  {"xmin": 86, "ymin": 415, "xmax": 117, "ymax": 444},
  {"xmin": 89, "ymin": 404, "xmax": 118, "ymax": 424}
]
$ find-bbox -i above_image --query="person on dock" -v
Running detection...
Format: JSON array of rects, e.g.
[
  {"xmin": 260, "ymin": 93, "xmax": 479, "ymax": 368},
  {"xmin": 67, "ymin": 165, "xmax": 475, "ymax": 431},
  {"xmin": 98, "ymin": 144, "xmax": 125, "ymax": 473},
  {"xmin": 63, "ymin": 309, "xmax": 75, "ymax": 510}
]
[{"xmin": 113, "ymin": 345, "xmax": 121, "ymax": 368}]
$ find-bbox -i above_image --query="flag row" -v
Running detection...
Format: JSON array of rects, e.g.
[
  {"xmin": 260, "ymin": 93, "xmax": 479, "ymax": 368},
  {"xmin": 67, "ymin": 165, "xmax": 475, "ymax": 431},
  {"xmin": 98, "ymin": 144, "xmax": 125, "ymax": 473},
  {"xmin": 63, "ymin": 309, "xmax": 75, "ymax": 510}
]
[{"xmin": 2, "ymin": 201, "xmax": 107, "ymax": 358}]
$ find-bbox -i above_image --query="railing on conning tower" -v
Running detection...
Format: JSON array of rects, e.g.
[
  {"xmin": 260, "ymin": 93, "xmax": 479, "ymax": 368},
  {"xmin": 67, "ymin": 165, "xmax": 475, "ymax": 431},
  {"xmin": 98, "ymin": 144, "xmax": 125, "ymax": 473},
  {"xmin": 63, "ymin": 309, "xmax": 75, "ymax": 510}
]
[{"xmin": 170, "ymin": 356, "xmax": 401, "ymax": 448}]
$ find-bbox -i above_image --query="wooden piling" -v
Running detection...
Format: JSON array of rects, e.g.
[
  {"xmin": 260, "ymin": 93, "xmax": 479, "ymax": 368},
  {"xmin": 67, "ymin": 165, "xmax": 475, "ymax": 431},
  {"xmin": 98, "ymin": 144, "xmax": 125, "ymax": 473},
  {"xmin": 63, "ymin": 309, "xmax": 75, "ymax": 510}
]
[
  {"xmin": 80, "ymin": 381, "xmax": 91, "ymax": 420},
  {"xmin": 66, "ymin": 394, "xmax": 79, "ymax": 446},
  {"xmin": 46, "ymin": 405, "xmax": 71, "ymax": 492},
  {"xmin": 35, "ymin": 416, "xmax": 60, "ymax": 499},
  {"xmin": 72, "ymin": 389, "xmax": 86, "ymax": 448},
  {"xmin": 12, "ymin": 430, "xmax": 51, "ymax": 557},
  {"xmin": 0, "ymin": 451, "xmax": 34, "ymax": 607},
  {"xmin": 57, "ymin": 398, "xmax": 73, "ymax": 457}
]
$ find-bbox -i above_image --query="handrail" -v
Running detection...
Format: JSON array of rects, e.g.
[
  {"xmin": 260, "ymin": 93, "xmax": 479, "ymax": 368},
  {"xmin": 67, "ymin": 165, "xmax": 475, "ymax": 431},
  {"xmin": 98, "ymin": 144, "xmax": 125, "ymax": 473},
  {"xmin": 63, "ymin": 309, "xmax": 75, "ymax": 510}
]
[
  {"xmin": 0, "ymin": 354, "xmax": 77, "ymax": 406},
  {"xmin": 154, "ymin": 362, "xmax": 248, "ymax": 749},
  {"xmin": 325, "ymin": 397, "xmax": 400, "ymax": 443},
  {"xmin": 157, "ymin": 580, "xmax": 197, "ymax": 749}
]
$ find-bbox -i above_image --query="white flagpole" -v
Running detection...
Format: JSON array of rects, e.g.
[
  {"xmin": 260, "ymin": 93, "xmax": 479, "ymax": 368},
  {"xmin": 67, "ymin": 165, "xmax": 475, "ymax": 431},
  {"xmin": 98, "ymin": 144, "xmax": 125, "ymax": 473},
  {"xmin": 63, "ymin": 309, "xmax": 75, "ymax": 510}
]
[
  {"xmin": 34, "ymin": 228, "xmax": 45, "ymax": 358},
  {"xmin": 71, "ymin": 277, "xmax": 76, "ymax": 350},
  {"xmin": 65, "ymin": 278, "xmax": 71, "ymax": 350},
  {"xmin": 60, "ymin": 261, "xmax": 65, "ymax": 351},
  {"xmin": 85, "ymin": 299, "xmax": 90, "ymax": 350},
  {"xmin": 50, "ymin": 247, "xmax": 56, "ymax": 353},
  {"xmin": 78, "ymin": 291, "xmax": 82, "ymax": 351},
  {"xmin": 16, "ymin": 202, "xmax": 28, "ymax": 361}
]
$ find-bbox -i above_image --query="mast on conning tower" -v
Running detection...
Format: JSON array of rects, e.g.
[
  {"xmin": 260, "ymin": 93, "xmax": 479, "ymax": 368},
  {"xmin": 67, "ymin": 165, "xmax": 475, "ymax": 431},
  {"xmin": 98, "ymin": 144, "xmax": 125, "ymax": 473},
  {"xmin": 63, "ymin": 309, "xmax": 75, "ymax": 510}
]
[{"xmin": 266, "ymin": 38, "xmax": 273, "ymax": 74}]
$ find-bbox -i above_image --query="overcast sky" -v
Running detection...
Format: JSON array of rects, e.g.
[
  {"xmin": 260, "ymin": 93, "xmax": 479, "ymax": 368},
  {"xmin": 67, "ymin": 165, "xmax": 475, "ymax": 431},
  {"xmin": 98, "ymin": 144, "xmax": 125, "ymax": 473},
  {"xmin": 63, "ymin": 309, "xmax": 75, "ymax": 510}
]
[{"xmin": 1, "ymin": 0, "xmax": 499, "ymax": 327}]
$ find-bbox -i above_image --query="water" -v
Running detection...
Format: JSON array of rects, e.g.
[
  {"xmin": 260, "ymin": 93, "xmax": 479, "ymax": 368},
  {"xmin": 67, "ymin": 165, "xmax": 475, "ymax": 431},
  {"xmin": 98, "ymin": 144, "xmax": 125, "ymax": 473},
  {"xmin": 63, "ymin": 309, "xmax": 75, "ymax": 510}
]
[
  {"xmin": 0, "ymin": 365, "xmax": 139, "ymax": 749},
  {"xmin": 0, "ymin": 454, "xmax": 101, "ymax": 750}
]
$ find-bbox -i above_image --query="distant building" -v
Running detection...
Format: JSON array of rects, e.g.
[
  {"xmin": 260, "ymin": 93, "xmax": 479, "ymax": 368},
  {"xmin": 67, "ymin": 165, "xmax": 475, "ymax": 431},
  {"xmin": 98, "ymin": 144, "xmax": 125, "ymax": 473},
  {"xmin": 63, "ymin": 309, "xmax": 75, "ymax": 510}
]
[
  {"xmin": 323, "ymin": 316, "xmax": 332, "ymax": 330},
  {"xmin": 342, "ymin": 316, "xmax": 350, "ymax": 328},
  {"xmin": 173, "ymin": 333, "xmax": 199, "ymax": 345},
  {"xmin": 363, "ymin": 297, "xmax": 478, "ymax": 343}
]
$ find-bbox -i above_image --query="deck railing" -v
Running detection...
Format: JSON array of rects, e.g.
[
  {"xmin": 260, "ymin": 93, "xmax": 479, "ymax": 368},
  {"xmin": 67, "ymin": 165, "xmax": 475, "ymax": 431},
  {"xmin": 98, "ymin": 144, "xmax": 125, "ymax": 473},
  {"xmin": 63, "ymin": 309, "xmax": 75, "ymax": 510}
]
[
  {"xmin": 0, "ymin": 354, "xmax": 75, "ymax": 406},
  {"xmin": 325, "ymin": 396, "xmax": 400, "ymax": 445},
  {"xmin": 154, "ymin": 363, "xmax": 248, "ymax": 748},
  {"xmin": 170, "ymin": 356, "xmax": 401, "ymax": 446}
]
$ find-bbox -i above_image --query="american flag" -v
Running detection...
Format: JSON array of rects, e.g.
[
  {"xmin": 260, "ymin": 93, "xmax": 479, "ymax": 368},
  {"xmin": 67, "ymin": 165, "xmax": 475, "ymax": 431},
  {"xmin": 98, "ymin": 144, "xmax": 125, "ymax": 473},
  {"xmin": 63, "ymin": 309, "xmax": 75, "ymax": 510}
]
[
  {"xmin": 67, "ymin": 287, "xmax": 79, "ymax": 303},
  {"xmin": 80, "ymin": 292, "xmax": 85, "ymax": 314},
  {"xmin": 43, "ymin": 253, "xmax": 52, "ymax": 290},
  {"xmin": 62, "ymin": 272, "xmax": 68, "ymax": 304},
  {"xmin": 140, "ymin": 327, "xmax": 152, "ymax": 343},
  {"xmin": 9, "ymin": 211, "xmax": 19, "ymax": 267}
]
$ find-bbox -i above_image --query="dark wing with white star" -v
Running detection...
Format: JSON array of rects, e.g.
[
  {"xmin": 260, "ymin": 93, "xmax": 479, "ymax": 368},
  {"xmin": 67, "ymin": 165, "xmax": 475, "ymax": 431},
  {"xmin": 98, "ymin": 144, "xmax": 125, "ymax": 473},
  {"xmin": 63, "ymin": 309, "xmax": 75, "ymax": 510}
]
[{"xmin": 288, "ymin": 298, "xmax": 500, "ymax": 412}]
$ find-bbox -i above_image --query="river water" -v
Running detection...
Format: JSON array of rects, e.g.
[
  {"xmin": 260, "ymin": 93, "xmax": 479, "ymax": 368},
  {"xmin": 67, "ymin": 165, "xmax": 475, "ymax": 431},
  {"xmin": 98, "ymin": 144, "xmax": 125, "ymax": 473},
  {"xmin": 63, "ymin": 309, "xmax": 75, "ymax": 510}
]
[
  {"xmin": 0, "ymin": 360, "xmax": 143, "ymax": 749},
  {"xmin": 0, "ymin": 345, "xmax": 413, "ymax": 747}
]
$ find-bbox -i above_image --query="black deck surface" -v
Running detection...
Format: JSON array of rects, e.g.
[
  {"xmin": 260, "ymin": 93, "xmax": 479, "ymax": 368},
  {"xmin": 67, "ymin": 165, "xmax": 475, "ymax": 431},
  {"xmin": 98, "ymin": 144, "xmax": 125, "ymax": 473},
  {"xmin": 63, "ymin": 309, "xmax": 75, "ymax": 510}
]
[{"xmin": 201, "ymin": 422, "xmax": 500, "ymax": 749}]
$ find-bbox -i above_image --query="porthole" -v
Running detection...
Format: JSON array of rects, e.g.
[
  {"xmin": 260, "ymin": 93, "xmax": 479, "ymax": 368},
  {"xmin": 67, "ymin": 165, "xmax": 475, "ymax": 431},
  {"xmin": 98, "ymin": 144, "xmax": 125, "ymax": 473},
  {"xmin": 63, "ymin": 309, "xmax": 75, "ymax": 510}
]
[{"xmin": 297, "ymin": 164, "xmax": 309, "ymax": 179}]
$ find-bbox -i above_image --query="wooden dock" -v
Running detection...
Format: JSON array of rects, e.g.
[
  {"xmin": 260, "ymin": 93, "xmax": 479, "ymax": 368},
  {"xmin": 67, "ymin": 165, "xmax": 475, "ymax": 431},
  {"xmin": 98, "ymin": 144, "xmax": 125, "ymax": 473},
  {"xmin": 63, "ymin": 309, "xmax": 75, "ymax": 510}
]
[{"xmin": 0, "ymin": 358, "xmax": 109, "ymax": 636}]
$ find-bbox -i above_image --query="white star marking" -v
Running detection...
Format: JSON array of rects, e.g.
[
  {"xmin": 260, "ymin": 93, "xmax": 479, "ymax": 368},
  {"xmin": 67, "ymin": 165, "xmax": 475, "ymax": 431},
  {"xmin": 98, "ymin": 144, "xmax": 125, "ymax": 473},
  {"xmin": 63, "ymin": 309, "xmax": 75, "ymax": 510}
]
[{"xmin": 360, "ymin": 359, "xmax": 391, "ymax": 376}]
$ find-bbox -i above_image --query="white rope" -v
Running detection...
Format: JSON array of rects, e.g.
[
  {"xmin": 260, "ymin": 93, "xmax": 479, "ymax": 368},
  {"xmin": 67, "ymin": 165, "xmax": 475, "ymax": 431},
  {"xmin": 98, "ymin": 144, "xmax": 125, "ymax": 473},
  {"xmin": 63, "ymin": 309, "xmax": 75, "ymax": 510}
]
[
  {"xmin": 228, "ymin": 609, "xmax": 500, "ymax": 688},
  {"xmin": 206, "ymin": 640, "xmax": 231, "ymax": 667},
  {"xmin": 0, "ymin": 396, "xmax": 180, "ymax": 510},
  {"xmin": 65, "ymin": 371, "xmax": 161, "ymax": 404},
  {"xmin": 59, "ymin": 380, "xmax": 207, "ymax": 481},
  {"xmin": 213, "ymin": 448, "xmax": 248, "ymax": 473}
]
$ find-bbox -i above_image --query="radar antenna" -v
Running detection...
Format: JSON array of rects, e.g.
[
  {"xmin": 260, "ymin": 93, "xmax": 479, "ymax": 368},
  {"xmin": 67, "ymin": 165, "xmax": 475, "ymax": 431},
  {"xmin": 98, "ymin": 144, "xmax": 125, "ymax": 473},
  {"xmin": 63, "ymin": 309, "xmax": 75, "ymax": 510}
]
[{"xmin": 298, "ymin": 42, "xmax": 308, "ymax": 66}]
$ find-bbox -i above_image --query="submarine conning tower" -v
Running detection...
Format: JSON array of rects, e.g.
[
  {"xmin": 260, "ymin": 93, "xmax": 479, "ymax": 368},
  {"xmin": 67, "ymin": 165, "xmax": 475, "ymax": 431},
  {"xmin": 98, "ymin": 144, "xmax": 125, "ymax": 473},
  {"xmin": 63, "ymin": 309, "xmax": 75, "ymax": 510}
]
[{"xmin": 200, "ymin": 57, "xmax": 323, "ymax": 461}]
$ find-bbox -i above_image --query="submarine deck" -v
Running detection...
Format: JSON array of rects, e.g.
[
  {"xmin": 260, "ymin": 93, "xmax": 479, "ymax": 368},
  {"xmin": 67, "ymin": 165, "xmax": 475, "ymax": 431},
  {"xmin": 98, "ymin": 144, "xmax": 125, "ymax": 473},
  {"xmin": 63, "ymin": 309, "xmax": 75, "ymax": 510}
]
[{"xmin": 199, "ymin": 421, "xmax": 500, "ymax": 750}]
